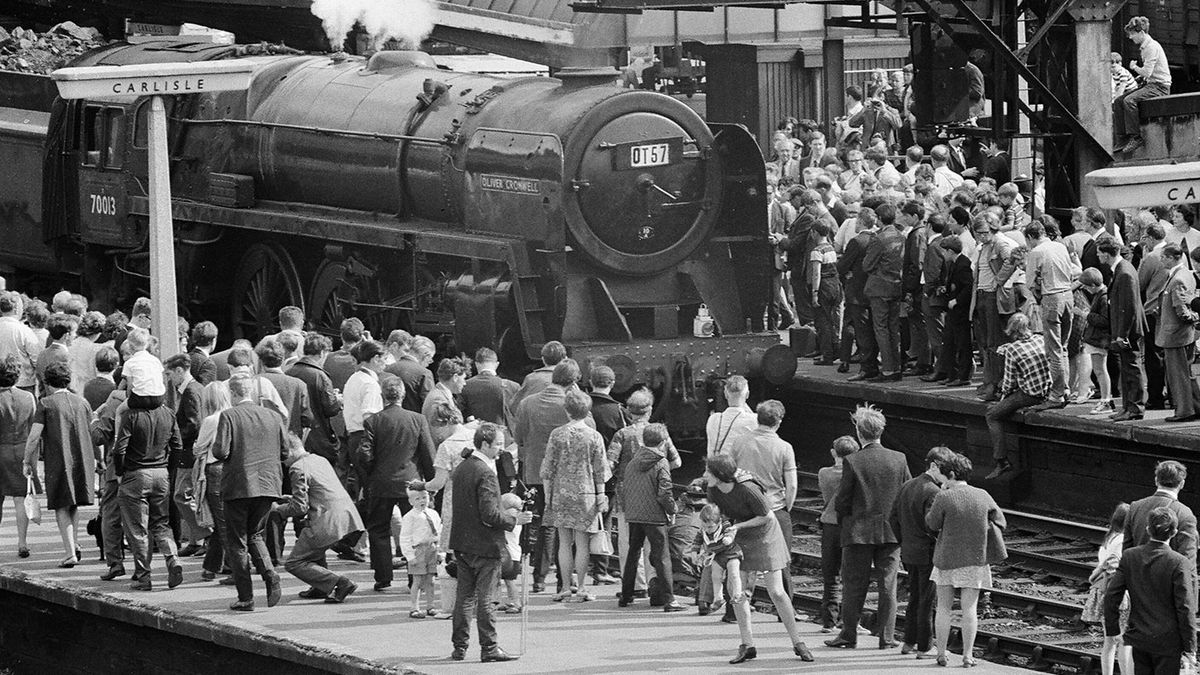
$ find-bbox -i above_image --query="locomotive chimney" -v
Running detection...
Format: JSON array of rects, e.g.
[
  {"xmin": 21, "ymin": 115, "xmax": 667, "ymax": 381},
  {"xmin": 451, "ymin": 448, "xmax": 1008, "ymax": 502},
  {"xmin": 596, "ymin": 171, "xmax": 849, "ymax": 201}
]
[{"xmin": 555, "ymin": 66, "xmax": 620, "ymax": 90}]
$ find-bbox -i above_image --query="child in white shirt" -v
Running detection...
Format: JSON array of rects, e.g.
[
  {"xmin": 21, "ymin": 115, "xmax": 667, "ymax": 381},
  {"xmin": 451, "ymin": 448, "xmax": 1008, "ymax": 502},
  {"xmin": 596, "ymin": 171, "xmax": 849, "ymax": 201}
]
[
  {"xmin": 499, "ymin": 492, "xmax": 524, "ymax": 613},
  {"xmin": 399, "ymin": 483, "xmax": 448, "ymax": 619}
]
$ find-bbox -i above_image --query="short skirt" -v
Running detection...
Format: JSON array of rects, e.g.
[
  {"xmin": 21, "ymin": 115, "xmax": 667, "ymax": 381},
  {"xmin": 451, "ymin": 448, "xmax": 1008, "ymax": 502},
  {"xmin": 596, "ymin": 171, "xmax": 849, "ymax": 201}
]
[{"xmin": 931, "ymin": 564, "xmax": 992, "ymax": 589}]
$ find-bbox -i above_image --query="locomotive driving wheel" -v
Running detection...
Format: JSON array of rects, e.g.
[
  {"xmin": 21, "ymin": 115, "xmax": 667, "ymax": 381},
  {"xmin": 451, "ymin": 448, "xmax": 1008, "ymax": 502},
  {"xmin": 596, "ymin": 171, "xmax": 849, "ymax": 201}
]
[
  {"xmin": 230, "ymin": 242, "xmax": 304, "ymax": 341},
  {"xmin": 308, "ymin": 259, "xmax": 404, "ymax": 342}
]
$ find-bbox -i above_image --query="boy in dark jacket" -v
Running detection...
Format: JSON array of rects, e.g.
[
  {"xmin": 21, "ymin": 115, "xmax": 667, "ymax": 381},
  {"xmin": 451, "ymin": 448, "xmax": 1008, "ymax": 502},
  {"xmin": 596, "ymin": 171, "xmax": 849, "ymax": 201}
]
[{"xmin": 617, "ymin": 423, "xmax": 685, "ymax": 612}]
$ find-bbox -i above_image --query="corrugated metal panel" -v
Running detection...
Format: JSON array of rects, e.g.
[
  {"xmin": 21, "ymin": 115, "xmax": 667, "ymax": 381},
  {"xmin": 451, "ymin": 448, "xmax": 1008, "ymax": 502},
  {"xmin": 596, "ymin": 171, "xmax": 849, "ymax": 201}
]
[{"xmin": 756, "ymin": 60, "xmax": 818, "ymax": 152}]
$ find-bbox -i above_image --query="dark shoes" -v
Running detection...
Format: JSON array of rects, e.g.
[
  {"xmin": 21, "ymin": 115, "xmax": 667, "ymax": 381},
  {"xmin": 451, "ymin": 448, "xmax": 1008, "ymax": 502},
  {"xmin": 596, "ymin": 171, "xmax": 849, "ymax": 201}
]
[
  {"xmin": 847, "ymin": 372, "xmax": 877, "ymax": 382},
  {"xmin": 229, "ymin": 600, "xmax": 255, "ymax": 612},
  {"xmin": 373, "ymin": 581, "xmax": 392, "ymax": 592},
  {"xmin": 813, "ymin": 359, "xmax": 838, "ymax": 366},
  {"xmin": 944, "ymin": 378, "xmax": 971, "ymax": 387},
  {"xmin": 824, "ymin": 637, "xmax": 856, "ymax": 648},
  {"xmin": 178, "ymin": 542, "xmax": 202, "ymax": 557},
  {"xmin": 903, "ymin": 367, "xmax": 931, "ymax": 377},
  {"xmin": 730, "ymin": 644, "xmax": 757, "ymax": 664},
  {"xmin": 1119, "ymin": 135, "xmax": 1145, "ymax": 153},
  {"xmin": 168, "ymin": 563, "xmax": 184, "ymax": 589},
  {"xmin": 129, "ymin": 577, "xmax": 152, "ymax": 591},
  {"xmin": 1030, "ymin": 399, "xmax": 1067, "ymax": 411},
  {"xmin": 795, "ymin": 642, "xmax": 815, "ymax": 661},
  {"xmin": 1110, "ymin": 411, "xmax": 1144, "ymax": 422},
  {"xmin": 836, "ymin": 363, "xmax": 850, "ymax": 373},
  {"xmin": 333, "ymin": 545, "xmax": 366, "ymax": 563},
  {"xmin": 450, "ymin": 648, "xmax": 466, "ymax": 661},
  {"xmin": 100, "ymin": 565, "xmax": 126, "ymax": 581},
  {"xmin": 299, "ymin": 587, "xmax": 327, "ymax": 599},
  {"xmin": 1164, "ymin": 414, "xmax": 1199, "ymax": 423},
  {"xmin": 697, "ymin": 601, "xmax": 711, "ymax": 616},
  {"xmin": 869, "ymin": 372, "xmax": 902, "ymax": 382},
  {"xmin": 663, "ymin": 601, "xmax": 686, "ymax": 612},
  {"xmin": 617, "ymin": 597, "xmax": 633, "ymax": 607},
  {"xmin": 481, "ymin": 647, "xmax": 518, "ymax": 663},
  {"xmin": 880, "ymin": 641, "xmax": 901, "ymax": 649},
  {"xmin": 329, "ymin": 578, "xmax": 358, "ymax": 603},
  {"xmin": 265, "ymin": 572, "xmax": 282, "ymax": 607},
  {"xmin": 920, "ymin": 373, "xmax": 948, "ymax": 383}
]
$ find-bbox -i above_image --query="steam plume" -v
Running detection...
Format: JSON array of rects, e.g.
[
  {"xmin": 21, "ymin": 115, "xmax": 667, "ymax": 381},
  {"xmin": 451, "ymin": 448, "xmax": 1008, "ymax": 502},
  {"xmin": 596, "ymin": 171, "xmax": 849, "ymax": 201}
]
[{"xmin": 311, "ymin": 0, "xmax": 437, "ymax": 51}]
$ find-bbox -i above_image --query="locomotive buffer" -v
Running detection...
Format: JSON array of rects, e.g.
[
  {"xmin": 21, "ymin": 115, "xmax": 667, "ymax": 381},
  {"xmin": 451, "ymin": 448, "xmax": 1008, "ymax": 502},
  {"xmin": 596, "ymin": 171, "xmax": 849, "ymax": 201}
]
[{"xmin": 50, "ymin": 61, "xmax": 254, "ymax": 358}]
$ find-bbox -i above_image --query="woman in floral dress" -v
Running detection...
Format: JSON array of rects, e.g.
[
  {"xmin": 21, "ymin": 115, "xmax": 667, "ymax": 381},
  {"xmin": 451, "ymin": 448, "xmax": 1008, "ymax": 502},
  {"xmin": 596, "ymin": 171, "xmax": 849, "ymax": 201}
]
[{"xmin": 541, "ymin": 388, "xmax": 610, "ymax": 603}]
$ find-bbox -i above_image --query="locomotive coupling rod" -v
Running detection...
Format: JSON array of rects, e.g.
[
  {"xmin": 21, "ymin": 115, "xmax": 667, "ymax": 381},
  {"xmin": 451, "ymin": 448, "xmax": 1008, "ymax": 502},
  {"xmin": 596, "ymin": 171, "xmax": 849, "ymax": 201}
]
[{"xmin": 183, "ymin": 118, "xmax": 451, "ymax": 145}]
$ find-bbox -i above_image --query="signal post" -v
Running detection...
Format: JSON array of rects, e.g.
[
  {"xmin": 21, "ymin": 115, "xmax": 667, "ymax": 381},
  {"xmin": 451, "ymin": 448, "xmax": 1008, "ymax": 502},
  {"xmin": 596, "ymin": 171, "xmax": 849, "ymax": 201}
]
[{"xmin": 50, "ymin": 61, "xmax": 253, "ymax": 358}]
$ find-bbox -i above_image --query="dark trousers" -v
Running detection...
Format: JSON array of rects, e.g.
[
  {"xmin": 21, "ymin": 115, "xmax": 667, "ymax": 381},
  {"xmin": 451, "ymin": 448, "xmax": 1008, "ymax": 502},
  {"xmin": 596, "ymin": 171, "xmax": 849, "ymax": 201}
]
[
  {"xmin": 985, "ymin": 391, "xmax": 1043, "ymax": 461},
  {"xmin": 1165, "ymin": 344, "xmax": 1200, "ymax": 417},
  {"xmin": 100, "ymin": 478, "xmax": 125, "ymax": 567},
  {"xmin": 527, "ymin": 485, "xmax": 558, "ymax": 587},
  {"xmin": 1145, "ymin": 314, "xmax": 1166, "ymax": 407},
  {"xmin": 620, "ymin": 522, "xmax": 674, "ymax": 603},
  {"xmin": 819, "ymin": 522, "xmax": 842, "ymax": 627},
  {"xmin": 118, "ymin": 468, "xmax": 176, "ymax": 581},
  {"xmin": 1116, "ymin": 339, "xmax": 1147, "ymax": 414},
  {"xmin": 902, "ymin": 563, "xmax": 935, "ymax": 651},
  {"xmin": 1114, "ymin": 82, "xmax": 1171, "ymax": 139},
  {"xmin": 869, "ymin": 297, "xmax": 902, "ymax": 374},
  {"xmin": 1131, "ymin": 648, "xmax": 1181, "ymax": 675},
  {"xmin": 451, "ymin": 551, "xmax": 501, "ymax": 652},
  {"xmin": 973, "ymin": 290, "xmax": 1005, "ymax": 390},
  {"xmin": 941, "ymin": 309, "xmax": 973, "ymax": 380},
  {"xmin": 850, "ymin": 303, "xmax": 879, "ymax": 374},
  {"xmin": 364, "ymin": 495, "xmax": 410, "ymax": 584},
  {"xmin": 907, "ymin": 294, "xmax": 929, "ymax": 369},
  {"xmin": 813, "ymin": 278, "xmax": 844, "ymax": 360},
  {"xmin": 167, "ymin": 466, "xmax": 181, "ymax": 546},
  {"xmin": 791, "ymin": 271, "xmax": 814, "ymax": 327},
  {"xmin": 285, "ymin": 528, "xmax": 355, "ymax": 595},
  {"xmin": 223, "ymin": 496, "xmax": 276, "ymax": 602},
  {"xmin": 837, "ymin": 543, "xmax": 901, "ymax": 645},
  {"xmin": 922, "ymin": 295, "xmax": 944, "ymax": 372},
  {"xmin": 202, "ymin": 464, "xmax": 228, "ymax": 575}
]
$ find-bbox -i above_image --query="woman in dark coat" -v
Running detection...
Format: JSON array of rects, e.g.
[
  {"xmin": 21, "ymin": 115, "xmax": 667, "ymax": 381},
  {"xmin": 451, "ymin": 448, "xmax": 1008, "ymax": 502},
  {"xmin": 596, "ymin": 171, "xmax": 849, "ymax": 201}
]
[
  {"xmin": 705, "ymin": 453, "xmax": 814, "ymax": 665},
  {"xmin": 23, "ymin": 361, "xmax": 96, "ymax": 567},
  {"xmin": 0, "ymin": 356, "xmax": 36, "ymax": 557}
]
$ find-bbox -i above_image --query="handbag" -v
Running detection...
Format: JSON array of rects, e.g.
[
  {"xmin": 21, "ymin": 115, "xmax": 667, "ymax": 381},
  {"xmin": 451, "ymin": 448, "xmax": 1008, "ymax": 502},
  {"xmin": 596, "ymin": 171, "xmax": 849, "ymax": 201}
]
[
  {"xmin": 589, "ymin": 515, "xmax": 614, "ymax": 556},
  {"xmin": 1081, "ymin": 571, "xmax": 1110, "ymax": 624},
  {"xmin": 23, "ymin": 476, "xmax": 41, "ymax": 526},
  {"xmin": 986, "ymin": 520, "xmax": 1007, "ymax": 564}
]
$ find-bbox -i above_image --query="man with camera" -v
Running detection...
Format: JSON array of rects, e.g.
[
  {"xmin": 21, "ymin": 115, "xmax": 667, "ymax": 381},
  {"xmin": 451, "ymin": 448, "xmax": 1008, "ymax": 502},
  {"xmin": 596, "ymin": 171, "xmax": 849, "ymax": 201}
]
[{"xmin": 449, "ymin": 422, "xmax": 533, "ymax": 663}]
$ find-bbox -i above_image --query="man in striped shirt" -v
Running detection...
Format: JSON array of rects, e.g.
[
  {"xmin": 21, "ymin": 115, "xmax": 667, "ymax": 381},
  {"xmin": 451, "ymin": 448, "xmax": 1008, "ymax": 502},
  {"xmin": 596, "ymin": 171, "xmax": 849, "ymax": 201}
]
[
  {"xmin": 983, "ymin": 313, "xmax": 1050, "ymax": 479},
  {"xmin": 1114, "ymin": 16, "xmax": 1172, "ymax": 154}
]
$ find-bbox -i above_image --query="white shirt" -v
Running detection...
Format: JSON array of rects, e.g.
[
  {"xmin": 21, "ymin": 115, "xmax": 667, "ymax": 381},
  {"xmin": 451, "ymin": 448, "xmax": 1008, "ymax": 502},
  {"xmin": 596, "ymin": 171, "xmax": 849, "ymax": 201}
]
[
  {"xmin": 932, "ymin": 166, "xmax": 964, "ymax": 199},
  {"xmin": 470, "ymin": 449, "xmax": 497, "ymax": 474},
  {"xmin": 123, "ymin": 350, "xmax": 166, "ymax": 397},
  {"xmin": 1164, "ymin": 226, "xmax": 1200, "ymax": 255},
  {"xmin": 0, "ymin": 315, "xmax": 42, "ymax": 388},
  {"xmin": 1137, "ymin": 37, "xmax": 1172, "ymax": 87},
  {"xmin": 705, "ymin": 404, "xmax": 757, "ymax": 457},
  {"xmin": 398, "ymin": 506, "xmax": 443, "ymax": 560},
  {"xmin": 342, "ymin": 368, "xmax": 382, "ymax": 433}
]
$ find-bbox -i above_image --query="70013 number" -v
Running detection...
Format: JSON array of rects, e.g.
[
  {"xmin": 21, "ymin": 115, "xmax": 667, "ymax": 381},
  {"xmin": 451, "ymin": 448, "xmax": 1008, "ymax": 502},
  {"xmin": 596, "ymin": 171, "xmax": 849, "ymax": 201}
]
[{"xmin": 89, "ymin": 194, "xmax": 117, "ymax": 216}]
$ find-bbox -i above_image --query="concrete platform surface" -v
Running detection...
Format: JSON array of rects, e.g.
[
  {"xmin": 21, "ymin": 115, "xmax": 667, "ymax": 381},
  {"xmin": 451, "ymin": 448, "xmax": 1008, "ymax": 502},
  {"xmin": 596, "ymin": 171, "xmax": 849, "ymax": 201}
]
[{"xmin": 0, "ymin": 502, "xmax": 1034, "ymax": 674}]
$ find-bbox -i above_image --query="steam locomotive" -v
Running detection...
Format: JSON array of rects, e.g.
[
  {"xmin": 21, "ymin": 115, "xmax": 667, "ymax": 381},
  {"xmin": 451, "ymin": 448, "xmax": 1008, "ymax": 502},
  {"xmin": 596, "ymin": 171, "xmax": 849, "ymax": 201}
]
[{"xmin": 0, "ymin": 40, "xmax": 794, "ymax": 439}]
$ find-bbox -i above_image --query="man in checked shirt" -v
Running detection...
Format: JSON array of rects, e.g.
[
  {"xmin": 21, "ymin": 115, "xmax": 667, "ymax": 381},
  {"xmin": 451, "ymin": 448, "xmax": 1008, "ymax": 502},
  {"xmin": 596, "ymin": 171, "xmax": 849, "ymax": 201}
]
[{"xmin": 983, "ymin": 313, "xmax": 1050, "ymax": 480}]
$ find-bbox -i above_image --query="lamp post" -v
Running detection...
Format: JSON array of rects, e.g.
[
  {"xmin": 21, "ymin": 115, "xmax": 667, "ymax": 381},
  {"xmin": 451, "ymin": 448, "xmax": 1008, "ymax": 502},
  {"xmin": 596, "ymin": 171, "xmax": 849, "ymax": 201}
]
[{"xmin": 51, "ymin": 61, "xmax": 253, "ymax": 358}]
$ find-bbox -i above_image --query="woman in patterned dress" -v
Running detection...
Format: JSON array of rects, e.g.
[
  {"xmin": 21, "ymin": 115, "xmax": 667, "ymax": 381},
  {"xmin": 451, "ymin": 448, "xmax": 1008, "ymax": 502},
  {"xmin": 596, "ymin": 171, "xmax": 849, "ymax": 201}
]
[{"xmin": 541, "ymin": 388, "xmax": 610, "ymax": 603}]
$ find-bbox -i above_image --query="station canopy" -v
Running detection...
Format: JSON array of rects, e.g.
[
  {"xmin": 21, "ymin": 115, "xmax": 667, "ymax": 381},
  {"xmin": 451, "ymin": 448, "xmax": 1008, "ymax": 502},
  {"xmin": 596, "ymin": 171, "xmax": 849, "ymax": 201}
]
[{"xmin": 1085, "ymin": 162, "xmax": 1200, "ymax": 210}]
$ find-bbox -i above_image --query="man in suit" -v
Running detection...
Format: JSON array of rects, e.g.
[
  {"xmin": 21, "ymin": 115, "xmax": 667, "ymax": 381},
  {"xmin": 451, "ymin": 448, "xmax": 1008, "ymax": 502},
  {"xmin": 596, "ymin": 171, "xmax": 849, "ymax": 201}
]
[
  {"xmin": 382, "ymin": 330, "xmax": 434, "ymax": 413},
  {"xmin": 848, "ymin": 96, "xmax": 902, "ymax": 151},
  {"xmin": 1156, "ymin": 245, "xmax": 1200, "ymax": 421},
  {"xmin": 1124, "ymin": 461, "xmax": 1199, "ymax": 578},
  {"xmin": 1139, "ymin": 223, "xmax": 1170, "ymax": 409},
  {"xmin": 460, "ymin": 347, "xmax": 518, "ymax": 429},
  {"xmin": 325, "ymin": 318, "xmax": 364, "ymax": 392},
  {"xmin": 188, "ymin": 321, "xmax": 218, "ymax": 385},
  {"xmin": 210, "ymin": 338, "xmax": 255, "ymax": 383},
  {"xmin": 212, "ymin": 375, "xmax": 289, "ymax": 611},
  {"xmin": 287, "ymin": 333, "xmax": 343, "ymax": 466},
  {"xmin": 899, "ymin": 201, "xmax": 930, "ymax": 377},
  {"xmin": 422, "ymin": 357, "xmax": 467, "ymax": 443},
  {"xmin": 1106, "ymin": 507, "xmax": 1197, "ymax": 674},
  {"xmin": 827, "ymin": 404, "xmax": 912, "ymax": 649},
  {"xmin": 890, "ymin": 446, "xmax": 952, "ymax": 657},
  {"xmin": 360, "ymin": 377, "xmax": 436, "ymax": 591},
  {"xmin": 1081, "ymin": 208, "xmax": 1115, "ymax": 286},
  {"xmin": 449, "ymin": 422, "xmax": 532, "ymax": 663},
  {"xmin": 863, "ymin": 202, "xmax": 906, "ymax": 381},
  {"xmin": 275, "ymin": 435, "xmax": 362, "ymax": 603},
  {"xmin": 164, "ymin": 354, "xmax": 208, "ymax": 556},
  {"xmin": 257, "ymin": 338, "xmax": 313, "ymax": 439},
  {"xmin": 938, "ymin": 236, "xmax": 975, "ymax": 385},
  {"xmin": 1099, "ymin": 237, "xmax": 1148, "ymax": 421},
  {"xmin": 510, "ymin": 341, "xmax": 566, "ymax": 411},
  {"xmin": 841, "ymin": 208, "xmax": 879, "ymax": 379},
  {"xmin": 919, "ymin": 215, "xmax": 953, "ymax": 382}
]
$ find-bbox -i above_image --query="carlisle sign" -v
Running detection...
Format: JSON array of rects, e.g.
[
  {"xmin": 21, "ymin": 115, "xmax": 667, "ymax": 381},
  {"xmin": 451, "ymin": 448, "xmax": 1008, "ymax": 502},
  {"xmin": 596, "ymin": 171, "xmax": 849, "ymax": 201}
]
[
  {"xmin": 51, "ymin": 61, "xmax": 254, "ymax": 100},
  {"xmin": 1085, "ymin": 161, "xmax": 1200, "ymax": 209}
]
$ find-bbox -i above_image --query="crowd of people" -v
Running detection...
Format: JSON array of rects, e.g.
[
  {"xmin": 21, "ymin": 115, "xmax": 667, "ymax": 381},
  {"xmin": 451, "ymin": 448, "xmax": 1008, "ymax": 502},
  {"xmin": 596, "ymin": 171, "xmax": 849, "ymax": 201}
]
[{"xmin": 766, "ymin": 16, "xmax": 1192, "ymax": 480}]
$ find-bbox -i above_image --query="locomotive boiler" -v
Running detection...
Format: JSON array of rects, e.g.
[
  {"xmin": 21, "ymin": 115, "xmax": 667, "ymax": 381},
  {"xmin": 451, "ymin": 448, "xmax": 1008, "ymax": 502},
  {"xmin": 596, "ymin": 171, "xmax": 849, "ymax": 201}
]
[{"xmin": 0, "ymin": 39, "xmax": 794, "ymax": 439}]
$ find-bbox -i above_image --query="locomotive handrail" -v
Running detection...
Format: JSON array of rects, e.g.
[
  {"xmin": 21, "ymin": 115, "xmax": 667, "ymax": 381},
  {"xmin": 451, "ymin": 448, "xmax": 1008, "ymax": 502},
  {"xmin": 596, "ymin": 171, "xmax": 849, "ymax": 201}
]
[{"xmin": 180, "ymin": 118, "xmax": 451, "ymax": 145}]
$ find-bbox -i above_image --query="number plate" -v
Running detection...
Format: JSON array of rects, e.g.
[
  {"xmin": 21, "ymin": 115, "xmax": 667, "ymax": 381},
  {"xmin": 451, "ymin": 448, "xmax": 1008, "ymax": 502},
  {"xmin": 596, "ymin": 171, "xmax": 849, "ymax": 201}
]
[
  {"xmin": 611, "ymin": 137, "xmax": 683, "ymax": 171},
  {"xmin": 630, "ymin": 143, "xmax": 671, "ymax": 168}
]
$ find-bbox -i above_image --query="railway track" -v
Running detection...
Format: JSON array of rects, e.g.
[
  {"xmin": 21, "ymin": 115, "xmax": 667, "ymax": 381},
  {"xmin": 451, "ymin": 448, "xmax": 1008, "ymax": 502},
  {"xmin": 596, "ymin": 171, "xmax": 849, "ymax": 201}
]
[{"xmin": 795, "ymin": 471, "xmax": 1103, "ymax": 582}]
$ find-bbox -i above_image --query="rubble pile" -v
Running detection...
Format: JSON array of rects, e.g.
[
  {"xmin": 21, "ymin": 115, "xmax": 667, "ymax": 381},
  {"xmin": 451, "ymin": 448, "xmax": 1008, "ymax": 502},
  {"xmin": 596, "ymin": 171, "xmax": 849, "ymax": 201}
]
[{"xmin": 0, "ymin": 22, "xmax": 106, "ymax": 74}]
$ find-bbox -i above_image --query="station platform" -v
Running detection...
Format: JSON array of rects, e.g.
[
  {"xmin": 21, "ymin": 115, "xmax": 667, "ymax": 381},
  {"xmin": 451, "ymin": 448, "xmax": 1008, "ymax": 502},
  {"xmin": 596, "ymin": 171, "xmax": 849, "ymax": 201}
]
[
  {"xmin": 779, "ymin": 359, "xmax": 1200, "ymax": 518},
  {"xmin": 0, "ymin": 503, "xmax": 1031, "ymax": 674}
]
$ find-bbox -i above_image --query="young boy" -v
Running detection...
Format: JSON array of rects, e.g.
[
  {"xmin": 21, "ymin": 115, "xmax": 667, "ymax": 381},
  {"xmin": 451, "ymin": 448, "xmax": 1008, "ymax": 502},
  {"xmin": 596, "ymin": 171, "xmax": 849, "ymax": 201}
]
[
  {"xmin": 398, "ymin": 482, "xmax": 448, "ymax": 618},
  {"xmin": 498, "ymin": 492, "xmax": 525, "ymax": 614},
  {"xmin": 817, "ymin": 435, "xmax": 859, "ymax": 631}
]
